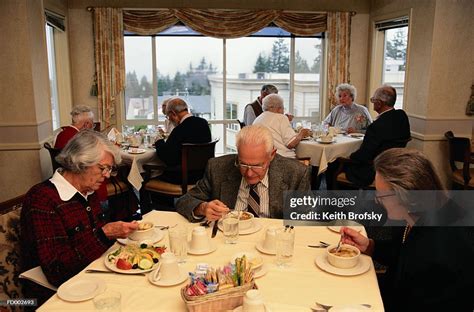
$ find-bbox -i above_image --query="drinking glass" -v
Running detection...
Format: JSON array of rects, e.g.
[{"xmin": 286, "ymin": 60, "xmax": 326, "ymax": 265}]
[
  {"xmin": 222, "ymin": 211, "xmax": 239, "ymax": 244},
  {"xmin": 275, "ymin": 228, "xmax": 295, "ymax": 267},
  {"xmin": 93, "ymin": 290, "xmax": 121, "ymax": 312},
  {"xmin": 168, "ymin": 224, "xmax": 188, "ymax": 263}
]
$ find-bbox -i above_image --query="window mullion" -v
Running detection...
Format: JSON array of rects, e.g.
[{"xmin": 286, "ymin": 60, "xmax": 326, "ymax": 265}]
[
  {"xmin": 152, "ymin": 36, "xmax": 158, "ymax": 125},
  {"xmin": 222, "ymin": 38, "xmax": 227, "ymax": 150},
  {"xmin": 289, "ymin": 36, "xmax": 295, "ymax": 116}
]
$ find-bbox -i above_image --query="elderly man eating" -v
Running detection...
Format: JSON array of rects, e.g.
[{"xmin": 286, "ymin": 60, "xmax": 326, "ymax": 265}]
[{"xmin": 176, "ymin": 125, "xmax": 311, "ymax": 221}]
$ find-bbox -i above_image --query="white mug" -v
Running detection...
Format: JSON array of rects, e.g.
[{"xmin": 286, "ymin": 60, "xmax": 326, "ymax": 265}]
[
  {"xmin": 262, "ymin": 226, "xmax": 278, "ymax": 251},
  {"xmin": 243, "ymin": 289, "xmax": 265, "ymax": 312},
  {"xmin": 190, "ymin": 226, "xmax": 210, "ymax": 251},
  {"xmin": 153, "ymin": 252, "xmax": 179, "ymax": 282}
]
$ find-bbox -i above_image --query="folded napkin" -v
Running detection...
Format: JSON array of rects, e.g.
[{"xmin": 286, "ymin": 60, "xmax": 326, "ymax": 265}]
[
  {"xmin": 107, "ymin": 127, "xmax": 123, "ymax": 143},
  {"xmin": 19, "ymin": 266, "xmax": 57, "ymax": 291},
  {"xmin": 328, "ymin": 127, "xmax": 337, "ymax": 136}
]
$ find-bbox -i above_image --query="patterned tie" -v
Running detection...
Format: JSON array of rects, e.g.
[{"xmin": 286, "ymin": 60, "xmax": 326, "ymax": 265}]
[{"xmin": 247, "ymin": 184, "xmax": 260, "ymax": 218}]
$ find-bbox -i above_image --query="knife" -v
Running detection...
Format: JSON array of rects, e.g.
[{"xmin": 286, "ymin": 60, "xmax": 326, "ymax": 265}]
[{"xmin": 211, "ymin": 220, "xmax": 219, "ymax": 238}]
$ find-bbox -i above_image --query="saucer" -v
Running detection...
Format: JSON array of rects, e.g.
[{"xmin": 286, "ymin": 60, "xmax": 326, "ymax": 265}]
[
  {"xmin": 148, "ymin": 268, "xmax": 188, "ymax": 287},
  {"xmin": 255, "ymin": 241, "xmax": 276, "ymax": 255},
  {"xmin": 128, "ymin": 148, "xmax": 146, "ymax": 154},
  {"xmin": 187, "ymin": 241, "xmax": 217, "ymax": 255},
  {"xmin": 218, "ymin": 220, "xmax": 262, "ymax": 235},
  {"xmin": 314, "ymin": 254, "xmax": 371, "ymax": 276},
  {"xmin": 316, "ymin": 138, "xmax": 336, "ymax": 144},
  {"xmin": 57, "ymin": 277, "xmax": 106, "ymax": 302},
  {"xmin": 348, "ymin": 133, "xmax": 364, "ymax": 138},
  {"xmin": 117, "ymin": 228, "xmax": 164, "ymax": 245},
  {"xmin": 253, "ymin": 263, "xmax": 269, "ymax": 279}
]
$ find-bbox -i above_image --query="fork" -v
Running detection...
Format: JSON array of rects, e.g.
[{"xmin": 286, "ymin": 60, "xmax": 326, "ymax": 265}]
[
  {"xmin": 154, "ymin": 224, "xmax": 177, "ymax": 230},
  {"xmin": 312, "ymin": 302, "xmax": 372, "ymax": 311}
]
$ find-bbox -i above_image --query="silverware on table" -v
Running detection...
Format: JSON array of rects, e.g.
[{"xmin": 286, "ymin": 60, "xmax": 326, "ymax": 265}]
[
  {"xmin": 312, "ymin": 301, "xmax": 372, "ymax": 311},
  {"xmin": 154, "ymin": 224, "xmax": 177, "ymax": 230},
  {"xmin": 211, "ymin": 220, "xmax": 219, "ymax": 238}
]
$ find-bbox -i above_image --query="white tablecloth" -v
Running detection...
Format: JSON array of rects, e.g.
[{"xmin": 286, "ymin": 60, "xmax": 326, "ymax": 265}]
[
  {"xmin": 120, "ymin": 148, "xmax": 165, "ymax": 190},
  {"xmin": 39, "ymin": 211, "xmax": 384, "ymax": 312},
  {"xmin": 296, "ymin": 135, "xmax": 363, "ymax": 174}
]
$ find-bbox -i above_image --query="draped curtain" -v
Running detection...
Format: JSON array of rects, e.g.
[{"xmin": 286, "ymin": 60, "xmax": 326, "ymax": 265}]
[
  {"xmin": 326, "ymin": 12, "xmax": 352, "ymax": 108},
  {"xmin": 93, "ymin": 8, "xmax": 125, "ymax": 129}
]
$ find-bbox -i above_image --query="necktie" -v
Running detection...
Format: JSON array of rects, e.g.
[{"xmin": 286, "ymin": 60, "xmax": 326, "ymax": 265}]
[{"xmin": 247, "ymin": 184, "xmax": 260, "ymax": 218}]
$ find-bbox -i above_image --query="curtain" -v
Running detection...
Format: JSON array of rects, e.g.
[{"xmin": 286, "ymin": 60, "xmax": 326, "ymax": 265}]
[
  {"xmin": 327, "ymin": 12, "xmax": 352, "ymax": 108},
  {"xmin": 93, "ymin": 8, "xmax": 125, "ymax": 129},
  {"xmin": 122, "ymin": 9, "xmax": 327, "ymax": 38}
]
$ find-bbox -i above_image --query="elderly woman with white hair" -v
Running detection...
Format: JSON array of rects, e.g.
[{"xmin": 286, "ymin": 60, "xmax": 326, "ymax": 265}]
[
  {"xmin": 323, "ymin": 83, "xmax": 372, "ymax": 133},
  {"xmin": 253, "ymin": 93, "xmax": 310, "ymax": 158},
  {"xmin": 21, "ymin": 130, "xmax": 139, "ymax": 305}
]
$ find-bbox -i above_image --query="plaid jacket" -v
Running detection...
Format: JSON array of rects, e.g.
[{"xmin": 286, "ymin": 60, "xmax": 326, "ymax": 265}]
[{"xmin": 21, "ymin": 180, "xmax": 114, "ymax": 288}]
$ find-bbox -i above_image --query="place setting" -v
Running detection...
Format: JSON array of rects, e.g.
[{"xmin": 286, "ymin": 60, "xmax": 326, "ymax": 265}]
[
  {"xmin": 217, "ymin": 211, "xmax": 262, "ymax": 236},
  {"xmin": 255, "ymin": 225, "xmax": 278, "ymax": 255},
  {"xmin": 187, "ymin": 226, "xmax": 218, "ymax": 255},
  {"xmin": 56, "ymin": 276, "xmax": 107, "ymax": 302},
  {"xmin": 116, "ymin": 221, "xmax": 165, "ymax": 245},
  {"xmin": 148, "ymin": 252, "xmax": 189, "ymax": 287},
  {"xmin": 104, "ymin": 243, "xmax": 164, "ymax": 274}
]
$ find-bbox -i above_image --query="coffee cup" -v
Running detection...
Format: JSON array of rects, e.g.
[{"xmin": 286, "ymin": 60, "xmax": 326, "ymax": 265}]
[
  {"xmin": 189, "ymin": 226, "xmax": 210, "ymax": 251},
  {"xmin": 242, "ymin": 289, "xmax": 265, "ymax": 312},
  {"xmin": 128, "ymin": 221, "xmax": 154, "ymax": 241},
  {"xmin": 153, "ymin": 252, "xmax": 180, "ymax": 282},
  {"xmin": 262, "ymin": 226, "xmax": 278, "ymax": 251}
]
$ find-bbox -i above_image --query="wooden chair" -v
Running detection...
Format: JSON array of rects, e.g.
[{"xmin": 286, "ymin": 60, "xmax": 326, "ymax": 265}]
[
  {"xmin": 141, "ymin": 139, "xmax": 219, "ymax": 212},
  {"xmin": 44, "ymin": 142, "xmax": 61, "ymax": 172},
  {"xmin": 332, "ymin": 137, "xmax": 412, "ymax": 190},
  {"xmin": 444, "ymin": 131, "xmax": 474, "ymax": 189}
]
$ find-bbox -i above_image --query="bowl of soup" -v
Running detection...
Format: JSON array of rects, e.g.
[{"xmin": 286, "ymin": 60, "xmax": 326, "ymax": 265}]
[
  {"xmin": 129, "ymin": 221, "xmax": 154, "ymax": 241},
  {"xmin": 238, "ymin": 211, "xmax": 254, "ymax": 230},
  {"xmin": 326, "ymin": 244, "xmax": 360, "ymax": 269}
]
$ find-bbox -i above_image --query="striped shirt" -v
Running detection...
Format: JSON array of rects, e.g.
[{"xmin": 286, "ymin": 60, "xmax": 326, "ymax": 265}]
[{"xmin": 234, "ymin": 173, "xmax": 270, "ymax": 218}]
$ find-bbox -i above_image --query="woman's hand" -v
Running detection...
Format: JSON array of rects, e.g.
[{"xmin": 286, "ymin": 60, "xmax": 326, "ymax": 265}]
[
  {"xmin": 102, "ymin": 221, "xmax": 139, "ymax": 239},
  {"xmin": 341, "ymin": 227, "xmax": 371, "ymax": 254}
]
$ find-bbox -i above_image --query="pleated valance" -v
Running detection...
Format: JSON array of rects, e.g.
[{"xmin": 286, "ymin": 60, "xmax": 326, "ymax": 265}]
[{"xmin": 123, "ymin": 9, "xmax": 327, "ymax": 38}]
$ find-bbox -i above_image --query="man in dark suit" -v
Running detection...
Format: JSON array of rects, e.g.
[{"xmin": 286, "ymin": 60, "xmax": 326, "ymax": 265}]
[
  {"xmin": 329, "ymin": 85, "xmax": 411, "ymax": 188},
  {"xmin": 243, "ymin": 84, "xmax": 278, "ymax": 126},
  {"xmin": 155, "ymin": 97, "xmax": 212, "ymax": 183},
  {"xmin": 176, "ymin": 125, "xmax": 311, "ymax": 221}
]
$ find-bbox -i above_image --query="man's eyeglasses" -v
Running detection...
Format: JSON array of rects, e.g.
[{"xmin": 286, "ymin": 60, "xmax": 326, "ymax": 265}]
[
  {"xmin": 374, "ymin": 192, "xmax": 396, "ymax": 205},
  {"xmin": 234, "ymin": 159, "xmax": 267, "ymax": 172},
  {"xmin": 370, "ymin": 97, "xmax": 380, "ymax": 103},
  {"xmin": 97, "ymin": 164, "xmax": 118, "ymax": 176}
]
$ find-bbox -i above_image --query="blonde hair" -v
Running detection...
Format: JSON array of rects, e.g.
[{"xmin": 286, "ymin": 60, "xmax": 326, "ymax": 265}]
[{"xmin": 236, "ymin": 125, "xmax": 274, "ymax": 154}]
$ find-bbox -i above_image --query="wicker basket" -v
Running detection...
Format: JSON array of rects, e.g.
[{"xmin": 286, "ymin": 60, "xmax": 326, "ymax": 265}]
[{"xmin": 181, "ymin": 282, "xmax": 257, "ymax": 312}]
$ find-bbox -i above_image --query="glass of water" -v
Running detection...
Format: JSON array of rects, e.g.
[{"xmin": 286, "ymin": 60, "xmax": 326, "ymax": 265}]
[
  {"xmin": 93, "ymin": 290, "xmax": 121, "ymax": 312},
  {"xmin": 223, "ymin": 211, "xmax": 239, "ymax": 244},
  {"xmin": 168, "ymin": 224, "xmax": 188, "ymax": 263},
  {"xmin": 275, "ymin": 227, "xmax": 295, "ymax": 267}
]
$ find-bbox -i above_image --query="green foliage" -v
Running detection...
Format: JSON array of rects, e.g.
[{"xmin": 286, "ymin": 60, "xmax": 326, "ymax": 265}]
[{"xmin": 295, "ymin": 51, "xmax": 310, "ymax": 73}]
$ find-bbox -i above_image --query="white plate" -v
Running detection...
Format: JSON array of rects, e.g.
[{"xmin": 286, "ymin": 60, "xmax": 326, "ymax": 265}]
[
  {"xmin": 147, "ymin": 268, "xmax": 188, "ymax": 287},
  {"xmin": 128, "ymin": 148, "xmax": 147, "ymax": 154},
  {"xmin": 253, "ymin": 263, "xmax": 269, "ymax": 279},
  {"xmin": 57, "ymin": 277, "xmax": 106, "ymax": 302},
  {"xmin": 104, "ymin": 252, "xmax": 159, "ymax": 274},
  {"xmin": 348, "ymin": 133, "xmax": 364, "ymax": 138},
  {"xmin": 117, "ymin": 228, "xmax": 164, "ymax": 245},
  {"xmin": 218, "ymin": 220, "xmax": 262, "ymax": 235},
  {"xmin": 187, "ymin": 241, "xmax": 218, "ymax": 255},
  {"xmin": 314, "ymin": 254, "xmax": 371, "ymax": 276},
  {"xmin": 255, "ymin": 241, "xmax": 276, "ymax": 255},
  {"xmin": 231, "ymin": 252, "xmax": 264, "ymax": 271},
  {"xmin": 316, "ymin": 138, "xmax": 336, "ymax": 144}
]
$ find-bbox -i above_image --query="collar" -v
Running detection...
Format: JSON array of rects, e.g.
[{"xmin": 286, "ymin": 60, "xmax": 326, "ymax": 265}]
[
  {"xmin": 68, "ymin": 125, "xmax": 81, "ymax": 132},
  {"xmin": 242, "ymin": 171, "xmax": 269, "ymax": 190},
  {"xmin": 257, "ymin": 97, "xmax": 262, "ymax": 106},
  {"xmin": 50, "ymin": 169, "xmax": 92, "ymax": 201},
  {"xmin": 341, "ymin": 103, "xmax": 355, "ymax": 110},
  {"xmin": 376, "ymin": 107, "xmax": 394, "ymax": 119},
  {"xmin": 179, "ymin": 113, "xmax": 192, "ymax": 124}
]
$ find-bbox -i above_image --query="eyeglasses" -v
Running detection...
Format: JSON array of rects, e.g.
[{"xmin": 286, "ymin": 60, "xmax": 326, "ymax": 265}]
[
  {"xmin": 97, "ymin": 164, "xmax": 118, "ymax": 176},
  {"xmin": 234, "ymin": 159, "xmax": 267, "ymax": 172},
  {"xmin": 374, "ymin": 192, "xmax": 396, "ymax": 205},
  {"xmin": 370, "ymin": 97, "xmax": 380, "ymax": 103}
]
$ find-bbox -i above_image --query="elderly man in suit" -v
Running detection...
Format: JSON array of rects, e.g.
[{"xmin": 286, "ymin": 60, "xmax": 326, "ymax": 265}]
[
  {"xmin": 243, "ymin": 84, "xmax": 278, "ymax": 126},
  {"xmin": 176, "ymin": 125, "xmax": 311, "ymax": 221}
]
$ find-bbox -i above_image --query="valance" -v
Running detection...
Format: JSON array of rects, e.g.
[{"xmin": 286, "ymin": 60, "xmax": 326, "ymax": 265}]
[{"xmin": 123, "ymin": 9, "xmax": 327, "ymax": 38}]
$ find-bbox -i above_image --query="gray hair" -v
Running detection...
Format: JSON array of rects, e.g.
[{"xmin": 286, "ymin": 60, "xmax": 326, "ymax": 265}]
[
  {"xmin": 376, "ymin": 85, "xmax": 397, "ymax": 107},
  {"xmin": 71, "ymin": 105, "xmax": 93, "ymax": 125},
  {"xmin": 56, "ymin": 130, "xmax": 121, "ymax": 174},
  {"xmin": 262, "ymin": 94, "xmax": 284, "ymax": 111},
  {"xmin": 165, "ymin": 98, "xmax": 188, "ymax": 115},
  {"xmin": 261, "ymin": 84, "xmax": 278, "ymax": 94},
  {"xmin": 336, "ymin": 83, "xmax": 357, "ymax": 101},
  {"xmin": 236, "ymin": 125, "xmax": 274, "ymax": 154},
  {"xmin": 161, "ymin": 97, "xmax": 174, "ymax": 114}
]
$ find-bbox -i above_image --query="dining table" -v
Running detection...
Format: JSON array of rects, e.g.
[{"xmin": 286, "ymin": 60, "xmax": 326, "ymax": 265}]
[
  {"xmin": 119, "ymin": 147, "xmax": 165, "ymax": 191},
  {"xmin": 38, "ymin": 211, "xmax": 384, "ymax": 311},
  {"xmin": 296, "ymin": 134, "xmax": 364, "ymax": 175}
]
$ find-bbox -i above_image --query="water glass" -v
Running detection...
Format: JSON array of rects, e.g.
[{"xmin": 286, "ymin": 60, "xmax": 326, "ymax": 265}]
[
  {"xmin": 168, "ymin": 224, "xmax": 188, "ymax": 263},
  {"xmin": 275, "ymin": 228, "xmax": 295, "ymax": 267},
  {"xmin": 223, "ymin": 211, "xmax": 239, "ymax": 244},
  {"xmin": 93, "ymin": 290, "xmax": 121, "ymax": 312}
]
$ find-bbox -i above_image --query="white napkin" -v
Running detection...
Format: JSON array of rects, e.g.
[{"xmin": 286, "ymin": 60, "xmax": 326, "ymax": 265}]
[
  {"xmin": 328, "ymin": 127, "xmax": 337, "ymax": 137},
  {"xmin": 19, "ymin": 266, "xmax": 57, "ymax": 291},
  {"xmin": 107, "ymin": 128, "xmax": 123, "ymax": 143}
]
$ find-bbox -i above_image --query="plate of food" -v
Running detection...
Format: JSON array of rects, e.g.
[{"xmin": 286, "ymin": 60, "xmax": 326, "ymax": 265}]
[
  {"xmin": 316, "ymin": 138, "xmax": 336, "ymax": 144},
  {"xmin": 104, "ymin": 244, "xmax": 166, "ymax": 274},
  {"xmin": 128, "ymin": 148, "xmax": 147, "ymax": 154},
  {"xmin": 348, "ymin": 133, "xmax": 364, "ymax": 138}
]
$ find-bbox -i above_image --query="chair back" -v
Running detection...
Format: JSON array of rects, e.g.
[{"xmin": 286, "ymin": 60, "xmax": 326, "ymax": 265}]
[
  {"xmin": 444, "ymin": 131, "xmax": 472, "ymax": 173},
  {"xmin": 180, "ymin": 139, "xmax": 219, "ymax": 194},
  {"xmin": 237, "ymin": 119, "xmax": 245, "ymax": 129},
  {"xmin": 44, "ymin": 142, "xmax": 61, "ymax": 172}
]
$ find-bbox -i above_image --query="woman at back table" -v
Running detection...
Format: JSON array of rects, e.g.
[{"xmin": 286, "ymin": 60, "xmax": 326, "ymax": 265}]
[
  {"xmin": 341, "ymin": 148, "xmax": 473, "ymax": 311},
  {"xmin": 21, "ymin": 130, "xmax": 139, "ymax": 306}
]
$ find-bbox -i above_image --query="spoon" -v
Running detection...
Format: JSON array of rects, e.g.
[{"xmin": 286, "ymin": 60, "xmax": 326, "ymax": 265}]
[{"xmin": 154, "ymin": 224, "xmax": 177, "ymax": 230}]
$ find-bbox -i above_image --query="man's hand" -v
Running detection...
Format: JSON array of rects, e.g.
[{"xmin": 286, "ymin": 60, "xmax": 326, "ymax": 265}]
[
  {"xmin": 347, "ymin": 127, "xmax": 356, "ymax": 134},
  {"xmin": 194, "ymin": 200, "xmax": 230, "ymax": 221},
  {"xmin": 102, "ymin": 221, "xmax": 139, "ymax": 239}
]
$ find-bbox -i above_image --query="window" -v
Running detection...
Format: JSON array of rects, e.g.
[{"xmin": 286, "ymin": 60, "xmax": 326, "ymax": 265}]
[
  {"xmin": 46, "ymin": 25, "xmax": 60, "ymax": 130},
  {"xmin": 123, "ymin": 25, "xmax": 324, "ymax": 153},
  {"xmin": 375, "ymin": 17, "xmax": 409, "ymax": 109}
]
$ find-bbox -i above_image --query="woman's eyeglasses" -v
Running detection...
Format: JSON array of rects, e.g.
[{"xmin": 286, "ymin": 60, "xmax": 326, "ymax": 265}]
[
  {"xmin": 374, "ymin": 192, "xmax": 396, "ymax": 205},
  {"xmin": 97, "ymin": 164, "xmax": 118, "ymax": 176}
]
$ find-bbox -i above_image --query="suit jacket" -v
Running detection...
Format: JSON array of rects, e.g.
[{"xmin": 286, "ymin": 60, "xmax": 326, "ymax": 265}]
[
  {"xmin": 243, "ymin": 99, "xmax": 263, "ymax": 126},
  {"xmin": 346, "ymin": 109, "xmax": 410, "ymax": 186},
  {"xmin": 176, "ymin": 154, "xmax": 311, "ymax": 221}
]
